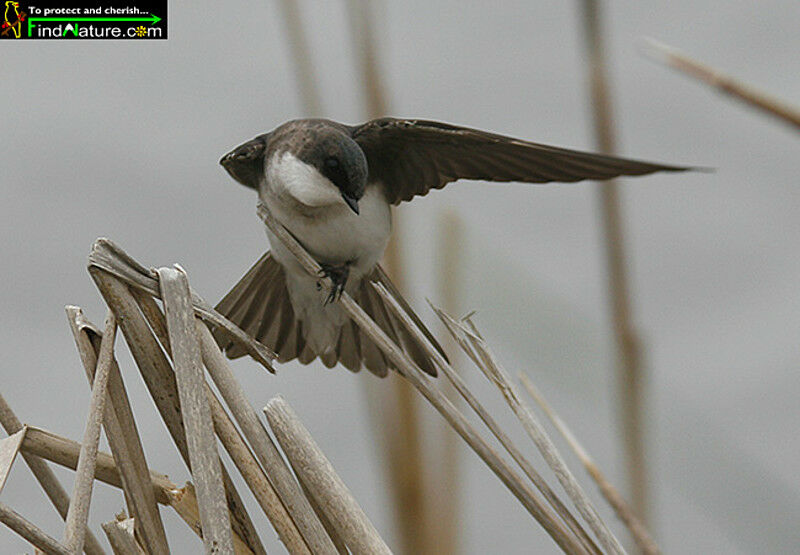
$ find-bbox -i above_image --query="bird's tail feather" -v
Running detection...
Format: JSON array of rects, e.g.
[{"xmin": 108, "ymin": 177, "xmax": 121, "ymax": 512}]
[{"xmin": 213, "ymin": 252, "xmax": 443, "ymax": 377}]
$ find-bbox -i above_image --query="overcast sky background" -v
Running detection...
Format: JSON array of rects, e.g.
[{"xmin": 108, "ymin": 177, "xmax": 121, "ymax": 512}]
[{"xmin": 2, "ymin": 1, "xmax": 799, "ymax": 553}]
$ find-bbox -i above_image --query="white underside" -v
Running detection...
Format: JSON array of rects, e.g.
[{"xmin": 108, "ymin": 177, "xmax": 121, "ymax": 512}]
[{"xmin": 261, "ymin": 152, "xmax": 392, "ymax": 353}]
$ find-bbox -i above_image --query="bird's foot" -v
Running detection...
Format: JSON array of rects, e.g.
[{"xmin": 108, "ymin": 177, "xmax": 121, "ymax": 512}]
[{"xmin": 318, "ymin": 262, "xmax": 351, "ymax": 305}]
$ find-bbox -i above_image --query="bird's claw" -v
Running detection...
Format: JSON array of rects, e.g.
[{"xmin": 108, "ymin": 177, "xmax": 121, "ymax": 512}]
[{"xmin": 318, "ymin": 263, "xmax": 350, "ymax": 305}]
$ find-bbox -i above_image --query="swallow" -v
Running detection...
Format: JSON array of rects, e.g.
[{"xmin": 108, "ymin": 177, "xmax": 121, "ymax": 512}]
[{"xmin": 214, "ymin": 117, "xmax": 690, "ymax": 376}]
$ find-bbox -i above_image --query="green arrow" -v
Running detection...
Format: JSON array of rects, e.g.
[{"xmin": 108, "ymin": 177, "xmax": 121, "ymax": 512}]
[{"xmin": 28, "ymin": 13, "xmax": 161, "ymax": 25}]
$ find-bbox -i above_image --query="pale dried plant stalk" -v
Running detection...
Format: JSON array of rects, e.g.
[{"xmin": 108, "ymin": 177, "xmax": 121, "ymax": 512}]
[
  {"xmin": 90, "ymin": 240, "xmax": 332, "ymax": 554},
  {"xmin": 519, "ymin": 374, "xmax": 661, "ymax": 555},
  {"xmin": 264, "ymin": 397, "xmax": 392, "ymax": 555},
  {"xmin": 580, "ymin": 0, "xmax": 650, "ymax": 526},
  {"xmin": 0, "ymin": 501, "xmax": 70, "ymax": 555},
  {"xmin": 67, "ymin": 306, "xmax": 170, "ymax": 554},
  {"xmin": 345, "ymin": 2, "xmax": 435, "ymax": 552},
  {"xmin": 158, "ymin": 266, "xmax": 235, "ymax": 554},
  {"xmin": 166, "ymin": 483, "xmax": 255, "ymax": 555},
  {"xmin": 0, "ymin": 429, "xmax": 25, "ymax": 495},
  {"xmin": 63, "ymin": 311, "xmax": 118, "ymax": 555},
  {"xmin": 256, "ymin": 201, "xmax": 587, "ymax": 553},
  {"xmin": 275, "ymin": 0, "xmax": 322, "ymax": 116},
  {"xmin": 192, "ymin": 321, "xmax": 337, "ymax": 554},
  {"xmin": 21, "ymin": 426, "xmax": 175, "ymax": 503},
  {"xmin": 434, "ymin": 310, "xmax": 625, "ymax": 554},
  {"xmin": 0, "ymin": 394, "xmax": 105, "ymax": 555},
  {"xmin": 102, "ymin": 517, "xmax": 145, "ymax": 555},
  {"xmin": 372, "ymin": 285, "xmax": 600, "ymax": 555},
  {"xmin": 89, "ymin": 268, "xmax": 267, "ymax": 555},
  {"xmin": 641, "ymin": 37, "xmax": 800, "ymax": 131}
]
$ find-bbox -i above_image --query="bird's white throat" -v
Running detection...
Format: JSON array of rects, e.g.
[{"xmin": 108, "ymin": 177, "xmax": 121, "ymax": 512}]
[{"xmin": 266, "ymin": 151, "xmax": 343, "ymax": 208}]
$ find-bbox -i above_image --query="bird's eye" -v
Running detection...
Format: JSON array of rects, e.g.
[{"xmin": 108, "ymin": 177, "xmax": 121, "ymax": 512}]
[{"xmin": 325, "ymin": 157, "xmax": 339, "ymax": 168}]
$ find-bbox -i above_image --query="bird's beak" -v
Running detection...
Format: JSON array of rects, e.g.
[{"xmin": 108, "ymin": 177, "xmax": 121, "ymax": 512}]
[{"xmin": 342, "ymin": 193, "xmax": 360, "ymax": 215}]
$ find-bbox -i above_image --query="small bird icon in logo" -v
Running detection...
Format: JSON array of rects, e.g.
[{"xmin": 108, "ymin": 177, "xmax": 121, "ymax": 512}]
[{"xmin": 2, "ymin": 1, "xmax": 23, "ymax": 38}]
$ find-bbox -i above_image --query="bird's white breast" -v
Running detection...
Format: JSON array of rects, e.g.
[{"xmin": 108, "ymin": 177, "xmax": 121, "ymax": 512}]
[
  {"xmin": 262, "ymin": 151, "xmax": 392, "ymax": 278},
  {"xmin": 260, "ymin": 152, "xmax": 392, "ymax": 354},
  {"xmin": 266, "ymin": 151, "xmax": 342, "ymax": 207}
]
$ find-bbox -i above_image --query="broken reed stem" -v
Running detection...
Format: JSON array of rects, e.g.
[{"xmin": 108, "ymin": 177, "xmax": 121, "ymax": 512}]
[
  {"xmin": 580, "ymin": 0, "xmax": 649, "ymax": 526},
  {"xmin": 0, "ymin": 502, "xmax": 70, "ymax": 555},
  {"xmin": 641, "ymin": 37, "xmax": 800, "ymax": 131},
  {"xmin": 89, "ymin": 268, "xmax": 267, "ymax": 555},
  {"xmin": 373, "ymin": 285, "xmax": 599, "ymax": 555},
  {"xmin": 256, "ymin": 202, "xmax": 585, "ymax": 554},
  {"xmin": 14, "ymin": 424, "xmax": 250, "ymax": 552},
  {"xmin": 87, "ymin": 237, "xmax": 275, "ymax": 372},
  {"xmin": 67, "ymin": 306, "xmax": 170, "ymax": 554},
  {"xmin": 0, "ymin": 395, "xmax": 105, "ymax": 555},
  {"xmin": 131, "ymin": 288, "xmax": 312, "ymax": 555},
  {"xmin": 440, "ymin": 312, "xmax": 625, "ymax": 555},
  {"xmin": 195, "ymin": 322, "xmax": 318, "ymax": 555},
  {"xmin": 159, "ymin": 266, "xmax": 235, "ymax": 554},
  {"xmin": 63, "ymin": 311, "xmax": 117, "ymax": 555},
  {"xmin": 264, "ymin": 397, "xmax": 392, "ymax": 555},
  {"xmin": 21, "ymin": 426, "xmax": 174, "ymax": 503},
  {"xmin": 192, "ymin": 320, "xmax": 337, "ymax": 555},
  {"xmin": 102, "ymin": 518, "xmax": 143, "ymax": 555},
  {"xmin": 519, "ymin": 374, "xmax": 661, "ymax": 555},
  {"xmin": 0, "ymin": 429, "xmax": 26, "ymax": 494},
  {"xmin": 206, "ymin": 390, "xmax": 313, "ymax": 555}
]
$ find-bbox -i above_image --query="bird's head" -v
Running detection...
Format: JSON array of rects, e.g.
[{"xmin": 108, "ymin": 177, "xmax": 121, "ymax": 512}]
[{"xmin": 300, "ymin": 127, "xmax": 368, "ymax": 215}]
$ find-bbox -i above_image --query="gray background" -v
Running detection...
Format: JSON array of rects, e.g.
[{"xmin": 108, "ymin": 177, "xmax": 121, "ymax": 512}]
[{"xmin": 3, "ymin": 0, "xmax": 799, "ymax": 552}]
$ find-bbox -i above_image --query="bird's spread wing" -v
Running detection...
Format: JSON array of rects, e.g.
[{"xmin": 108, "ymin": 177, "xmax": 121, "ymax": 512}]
[
  {"xmin": 219, "ymin": 133, "xmax": 270, "ymax": 190},
  {"xmin": 351, "ymin": 117, "xmax": 691, "ymax": 204}
]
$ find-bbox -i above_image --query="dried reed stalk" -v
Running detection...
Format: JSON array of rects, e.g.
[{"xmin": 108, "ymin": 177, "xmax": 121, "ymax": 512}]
[
  {"xmin": 195, "ymin": 321, "xmax": 318, "ymax": 554},
  {"xmin": 0, "ymin": 501, "xmax": 70, "ymax": 555},
  {"xmin": 166, "ymin": 483, "xmax": 254, "ymax": 554},
  {"xmin": 371, "ymin": 285, "xmax": 599, "ymax": 555},
  {"xmin": 17, "ymin": 426, "xmax": 253, "ymax": 553},
  {"xmin": 346, "ymin": 0, "xmax": 389, "ymax": 117},
  {"xmin": 256, "ymin": 202, "xmax": 585, "ymax": 553},
  {"xmin": 194, "ymin": 322, "xmax": 337, "ymax": 554},
  {"xmin": 67, "ymin": 306, "xmax": 170, "ymax": 554},
  {"xmin": 641, "ymin": 37, "xmax": 800, "ymax": 131},
  {"xmin": 88, "ymin": 268, "xmax": 266, "ymax": 555},
  {"xmin": 21, "ymin": 426, "xmax": 174, "ymax": 504},
  {"xmin": 0, "ymin": 394, "xmax": 105, "ymax": 555},
  {"xmin": 275, "ymin": 0, "xmax": 323, "ymax": 116},
  {"xmin": 88, "ymin": 238, "xmax": 274, "ymax": 371},
  {"xmin": 64, "ymin": 311, "xmax": 118, "ymax": 554},
  {"xmin": 89, "ymin": 240, "xmax": 328, "ymax": 553},
  {"xmin": 264, "ymin": 397, "xmax": 392, "ymax": 555},
  {"xmin": 345, "ymin": 3, "xmax": 434, "ymax": 552},
  {"xmin": 205, "ymin": 387, "xmax": 311, "ymax": 555},
  {"xmin": 519, "ymin": 374, "xmax": 661, "ymax": 554},
  {"xmin": 432, "ymin": 210, "xmax": 464, "ymax": 555},
  {"xmin": 158, "ymin": 266, "xmax": 235, "ymax": 554},
  {"xmin": 289, "ymin": 467, "xmax": 348, "ymax": 554},
  {"xmin": 132, "ymin": 288, "xmax": 312, "ymax": 555},
  {"xmin": 579, "ymin": 0, "xmax": 649, "ymax": 525},
  {"xmin": 102, "ymin": 517, "xmax": 144, "ymax": 555},
  {"xmin": 434, "ymin": 311, "xmax": 625, "ymax": 554},
  {"xmin": 0, "ymin": 429, "xmax": 25, "ymax": 494}
]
